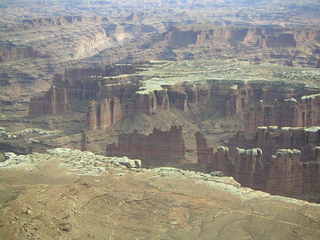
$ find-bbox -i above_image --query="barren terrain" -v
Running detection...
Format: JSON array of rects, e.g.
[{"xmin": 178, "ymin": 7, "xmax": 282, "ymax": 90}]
[{"xmin": 1, "ymin": 150, "xmax": 320, "ymax": 240}]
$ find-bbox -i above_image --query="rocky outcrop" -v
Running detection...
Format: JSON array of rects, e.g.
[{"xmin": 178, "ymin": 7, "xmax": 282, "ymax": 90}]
[
  {"xmin": 212, "ymin": 146, "xmax": 232, "ymax": 174},
  {"xmin": 233, "ymin": 148, "xmax": 263, "ymax": 188},
  {"xmin": 74, "ymin": 30, "xmax": 111, "ymax": 59},
  {"xmin": 254, "ymin": 126, "xmax": 320, "ymax": 162},
  {"xmin": 28, "ymin": 65, "xmax": 139, "ymax": 117},
  {"xmin": 201, "ymin": 124, "xmax": 320, "ymax": 199},
  {"xmin": 0, "ymin": 148, "xmax": 141, "ymax": 174},
  {"xmin": 106, "ymin": 126, "xmax": 185, "ymax": 165},
  {"xmin": 166, "ymin": 26, "xmax": 320, "ymax": 50},
  {"xmin": 30, "ymin": 76, "xmax": 320, "ymax": 135},
  {"xmin": 230, "ymin": 84, "xmax": 320, "ymax": 131},
  {"xmin": 164, "ymin": 25, "xmax": 320, "ymax": 66},
  {"xmin": 0, "ymin": 43, "xmax": 45, "ymax": 62},
  {"xmin": 87, "ymin": 97, "xmax": 122, "ymax": 130},
  {"xmin": 195, "ymin": 132, "xmax": 213, "ymax": 165},
  {"xmin": 20, "ymin": 16, "xmax": 105, "ymax": 30},
  {"xmin": 300, "ymin": 94, "xmax": 320, "ymax": 127},
  {"xmin": 126, "ymin": 81, "xmax": 319, "ymax": 132},
  {"xmin": 29, "ymin": 85, "xmax": 71, "ymax": 116},
  {"xmin": 27, "ymin": 68, "xmax": 320, "ymax": 200},
  {"xmin": 266, "ymin": 149, "xmax": 303, "ymax": 196}
]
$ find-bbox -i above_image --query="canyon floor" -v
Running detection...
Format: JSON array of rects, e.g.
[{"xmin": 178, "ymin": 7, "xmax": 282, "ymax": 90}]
[{"xmin": 1, "ymin": 149, "xmax": 320, "ymax": 240}]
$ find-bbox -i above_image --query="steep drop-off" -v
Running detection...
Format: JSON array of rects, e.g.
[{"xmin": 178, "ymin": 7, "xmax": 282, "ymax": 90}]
[{"xmin": 25, "ymin": 61, "xmax": 320, "ymax": 201}]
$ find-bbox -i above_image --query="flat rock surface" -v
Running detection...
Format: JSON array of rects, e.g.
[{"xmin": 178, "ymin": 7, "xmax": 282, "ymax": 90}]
[{"xmin": 1, "ymin": 149, "xmax": 320, "ymax": 240}]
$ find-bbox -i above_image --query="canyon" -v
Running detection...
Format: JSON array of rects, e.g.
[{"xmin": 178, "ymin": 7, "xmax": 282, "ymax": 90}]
[
  {"xmin": 2, "ymin": 0, "xmax": 320, "ymax": 238},
  {"xmin": 24, "ymin": 61, "xmax": 320, "ymax": 201}
]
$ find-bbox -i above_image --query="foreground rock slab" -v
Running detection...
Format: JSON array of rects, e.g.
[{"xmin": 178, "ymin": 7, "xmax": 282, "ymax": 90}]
[{"xmin": 0, "ymin": 149, "xmax": 320, "ymax": 240}]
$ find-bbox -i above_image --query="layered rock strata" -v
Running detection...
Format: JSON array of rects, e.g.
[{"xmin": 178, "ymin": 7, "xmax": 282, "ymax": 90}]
[
  {"xmin": 266, "ymin": 149, "xmax": 304, "ymax": 195},
  {"xmin": 29, "ymin": 69, "xmax": 320, "ymax": 132},
  {"xmin": 198, "ymin": 125, "xmax": 320, "ymax": 199},
  {"xmin": 28, "ymin": 68, "xmax": 320, "ymax": 197},
  {"xmin": 106, "ymin": 126, "xmax": 185, "ymax": 165},
  {"xmin": 165, "ymin": 26, "xmax": 320, "ymax": 66}
]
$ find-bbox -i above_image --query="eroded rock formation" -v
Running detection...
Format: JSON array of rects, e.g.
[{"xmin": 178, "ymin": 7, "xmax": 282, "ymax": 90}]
[
  {"xmin": 199, "ymin": 125, "xmax": 320, "ymax": 198},
  {"xmin": 29, "ymin": 85, "xmax": 71, "ymax": 116},
  {"xmin": 0, "ymin": 43, "xmax": 45, "ymax": 63},
  {"xmin": 165, "ymin": 26, "xmax": 320, "ymax": 66},
  {"xmin": 27, "ymin": 63, "xmax": 320, "ymax": 200},
  {"xmin": 266, "ymin": 149, "xmax": 304, "ymax": 195},
  {"xmin": 106, "ymin": 126, "xmax": 185, "ymax": 165},
  {"xmin": 233, "ymin": 147, "xmax": 264, "ymax": 188},
  {"xmin": 20, "ymin": 16, "xmax": 104, "ymax": 30},
  {"xmin": 29, "ymin": 66, "xmax": 320, "ymax": 133}
]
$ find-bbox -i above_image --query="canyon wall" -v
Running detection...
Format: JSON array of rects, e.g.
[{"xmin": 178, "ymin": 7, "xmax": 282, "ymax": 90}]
[
  {"xmin": 166, "ymin": 26, "xmax": 320, "ymax": 50},
  {"xmin": 266, "ymin": 149, "xmax": 304, "ymax": 196},
  {"xmin": 29, "ymin": 67, "xmax": 320, "ymax": 197},
  {"xmin": 29, "ymin": 85, "xmax": 71, "ymax": 116},
  {"xmin": 199, "ymin": 125, "xmax": 320, "ymax": 198},
  {"xmin": 164, "ymin": 26, "xmax": 320, "ymax": 66},
  {"xmin": 106, "ymin": 126, "xmax": 185, "ymax": 165},
  {"xmin": 28, "ymin": 65, "xmax": 139, "ymax": 117},
  {"xmin": 92, "ymin": 81, "xmax": 320, "ymax": 131},
  {"xmin": 19, "ymin": 16, "xmax": 106, "ymax": 30},
  {"xmin": 0, "ymin": 43, "xmax": 45, "ymax": 63},
  {"xmin": 30, "ymin": 75, "xmax": 320, "ymax": 133}
]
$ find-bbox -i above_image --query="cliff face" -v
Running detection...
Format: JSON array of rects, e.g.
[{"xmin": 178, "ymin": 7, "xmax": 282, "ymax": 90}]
[
  {"xmin": 266, "ymin": 149, "xmax": 304, "ymax": 195},
  {"xmin": 86, "ymin": 81, "xmax": 320, "ymax": 131},
  {"xmin": 0, "ymin": 43, "xmax": 45, "ymax": 63},
  {"xmin": 229, "ymin": 84, "xmax": 320, "ymax": 132},
  {"xmin": 233, "ymin": 147, "xmax": 264, "ymax": 188},
  {"xmin": 74, "ymin": 30, "xmax": 113, "ymax": 60},
  {"xmin": 29, "ymin": 85, "xmax": 71, "ymax": 116},
  {"xmin": 87, "ymin": 97, "xmax": 122, "ymax": 130},
  {"xmin": 166, "ymin": 26, "xmax": 320, "ymax": 49},
  {"xmin": 28, "ymin": 65, "xmax": 139, "ymax": 117},
  {"xmin": 19, "ymin": 16, "xmax": 103, "ymax": 30},
  {"xmin": 106, "ymin": 126, "xmax": 185, "ymax": 165},
  {"xmin": 195, "ymin": 132, "xmax": 213, "ymax": 166},
  {"xmin": 254, "ymin": 126, "xmax": 320, "ymax": 162},
  {"xmin": 163, "ymin": 26, "xmax": 320, "ymax": 67},
  {"xmin": 28, "ymin": 67, "xmax": 320, "ymax": 199},
  {"xmin": 200, "ymin": 125, "xmax": 320, "ymax": 198}
]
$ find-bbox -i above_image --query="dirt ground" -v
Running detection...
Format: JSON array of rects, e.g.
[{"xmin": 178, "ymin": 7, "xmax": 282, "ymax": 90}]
[{"xmin": 1, "ymin": 160, "xmax": 320, "ymax": 240}]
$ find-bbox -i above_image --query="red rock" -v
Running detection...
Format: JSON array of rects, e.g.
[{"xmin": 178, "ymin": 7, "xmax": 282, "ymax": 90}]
[
  {"xmin": 300, "ymin": 94, "xmax": 320, "ymax": 127},
  {"xmin": 87, "ymin": 100, "xmax": 98, "ymax": 131},
  {"xmin": 106, "ymin": 126, "xmax": 185, "ymax": 165},
  {"xmin": 213, "ymin": 146, "xmax": 232, "ymax": 175},
  {"xmin": 266, "ymin": 149, "xmax": 303, "ymax": 196},
  {"xmin": 29, "ymin": 85, "xmax": 71, "ymax": 116},
  {"xmin": 195, "ymin": 132, "xmax": 213, "ymax": 165},
  {"xmin": 233, "ymin": 148, "xmax": 263, "ymax": 187}
]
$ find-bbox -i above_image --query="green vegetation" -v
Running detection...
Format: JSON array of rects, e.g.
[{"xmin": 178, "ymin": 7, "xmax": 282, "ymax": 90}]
[{"xmin": 133, "ymin": 59, "xmax": 320, "ymax": 93}]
